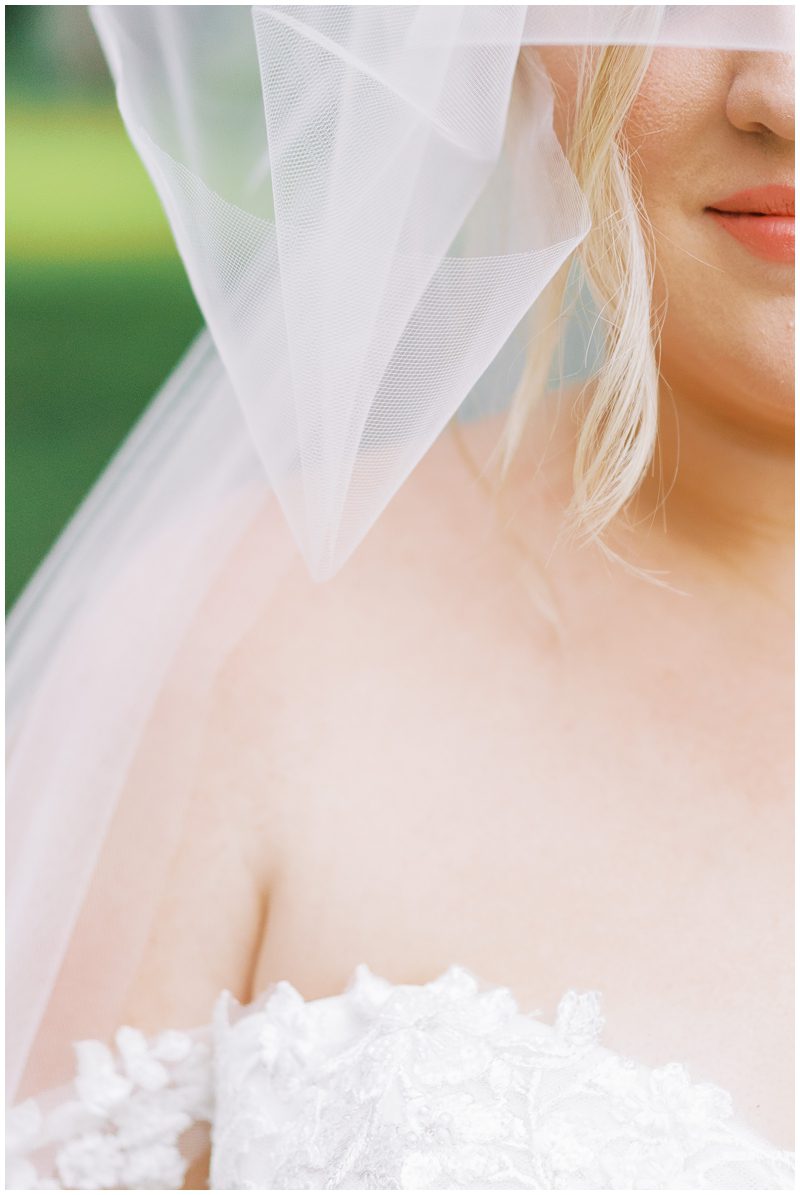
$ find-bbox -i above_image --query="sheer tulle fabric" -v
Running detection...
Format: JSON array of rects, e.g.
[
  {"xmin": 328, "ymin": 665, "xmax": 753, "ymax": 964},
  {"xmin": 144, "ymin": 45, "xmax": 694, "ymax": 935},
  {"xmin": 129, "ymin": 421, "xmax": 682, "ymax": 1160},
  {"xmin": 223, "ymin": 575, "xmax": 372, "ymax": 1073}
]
[{"xmin": 6, "ymin": 4, "xmax": 794, "ymax": 1179}]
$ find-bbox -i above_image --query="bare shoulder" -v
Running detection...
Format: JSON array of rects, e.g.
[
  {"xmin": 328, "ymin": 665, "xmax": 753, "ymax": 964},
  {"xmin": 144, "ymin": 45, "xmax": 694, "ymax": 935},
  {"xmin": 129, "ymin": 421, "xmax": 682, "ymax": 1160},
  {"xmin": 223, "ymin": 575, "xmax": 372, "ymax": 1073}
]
[
  {"xmin": 222, "ymin": 401, "xmax": 575, "ymax": 672},
  {"xmin": 207, "ymin": 409, "xmax": 576, "ymax": 852},
  {"xmin": 212, "ymin": 415, "xmax": 531, "ymax": 710},
  {"xmin": 211, "ymin": 400, "xmax": 581, "ymax": 695}
]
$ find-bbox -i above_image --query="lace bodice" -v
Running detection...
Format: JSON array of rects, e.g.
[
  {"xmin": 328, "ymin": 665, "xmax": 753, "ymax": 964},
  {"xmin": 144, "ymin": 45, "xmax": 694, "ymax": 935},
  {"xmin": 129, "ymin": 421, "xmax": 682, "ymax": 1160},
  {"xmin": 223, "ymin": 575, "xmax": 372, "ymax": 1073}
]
[{"xmin": 7, "ymin": 965, "xmax": 795, "ymax": 1190}]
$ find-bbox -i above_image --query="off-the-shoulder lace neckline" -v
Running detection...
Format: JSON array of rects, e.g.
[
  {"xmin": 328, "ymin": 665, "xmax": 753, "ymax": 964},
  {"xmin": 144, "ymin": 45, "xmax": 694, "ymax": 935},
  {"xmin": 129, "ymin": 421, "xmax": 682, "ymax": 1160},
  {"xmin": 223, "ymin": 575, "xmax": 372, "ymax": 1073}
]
[
  {"xmin": 215, "ymin": 961, "xmax": 794, "ymax": 1161},
  {"xmin": 221, "ymin": 962, "xmax": 587, "ymax": 1026}
]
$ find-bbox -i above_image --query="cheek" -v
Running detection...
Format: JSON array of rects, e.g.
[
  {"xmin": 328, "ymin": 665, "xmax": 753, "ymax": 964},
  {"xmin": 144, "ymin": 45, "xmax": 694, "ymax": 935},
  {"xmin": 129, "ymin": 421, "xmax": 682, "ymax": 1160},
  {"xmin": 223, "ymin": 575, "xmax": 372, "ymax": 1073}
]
[
  {"xmin": 625, "ymin": 53, "xmax": 794, "ymax": 431},
  {"xmin": 624, "ymin": 51, "xmax": 723, "ymax": 228},
  {"xmin": 656, "ymin": 251, "xmax": 794, "ymax": 429}
]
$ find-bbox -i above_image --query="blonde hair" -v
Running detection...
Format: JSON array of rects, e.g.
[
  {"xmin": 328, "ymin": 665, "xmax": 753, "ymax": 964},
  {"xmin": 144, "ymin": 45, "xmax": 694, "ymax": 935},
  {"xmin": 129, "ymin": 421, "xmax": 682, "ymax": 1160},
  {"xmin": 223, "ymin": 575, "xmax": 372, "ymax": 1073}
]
[{"xmin": 482, "ymin": 45, "xmax": 666, "ymax": 572}]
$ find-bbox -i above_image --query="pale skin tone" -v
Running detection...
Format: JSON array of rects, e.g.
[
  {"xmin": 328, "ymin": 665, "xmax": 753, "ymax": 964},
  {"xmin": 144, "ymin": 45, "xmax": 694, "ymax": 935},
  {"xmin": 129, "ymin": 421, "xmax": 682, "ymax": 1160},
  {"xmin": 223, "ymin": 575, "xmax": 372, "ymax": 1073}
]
[{"xmin": 21, "ymin": 44, "xmax": 794, "ymax": 1181}]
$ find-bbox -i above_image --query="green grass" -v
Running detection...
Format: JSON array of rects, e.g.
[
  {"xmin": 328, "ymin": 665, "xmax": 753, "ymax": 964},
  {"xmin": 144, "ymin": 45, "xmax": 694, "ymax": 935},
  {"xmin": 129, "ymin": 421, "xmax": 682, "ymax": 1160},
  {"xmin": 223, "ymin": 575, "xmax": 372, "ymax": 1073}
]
[
  {"xmin": 6, "ymin": 98, "xmax": 204, "ymax": 608},
  {"xmin": 6, "ymin": 101, "xmax": 178, "ymax": 260},
  {"xmin": 6, "ymin": 259, "xmax": 203, "ymax": 605}
]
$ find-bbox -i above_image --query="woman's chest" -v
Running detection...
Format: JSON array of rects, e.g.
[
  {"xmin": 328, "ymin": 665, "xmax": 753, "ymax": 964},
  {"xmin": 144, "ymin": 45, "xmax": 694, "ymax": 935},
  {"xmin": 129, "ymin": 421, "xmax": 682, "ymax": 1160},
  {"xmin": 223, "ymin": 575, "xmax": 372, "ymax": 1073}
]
[
  {"xmin": 251, "ymin": 655, "xmax": 792, "ymax": 1149},
  {"xmin": 257, "ymin": 816, "xmax": 791, "ymax": 1147},
  {"xmin": 241, "ymin": 565, "xmax": 793, "ymax": 1148},
  {"xmin": 210, "ymin": 961, "xmax": 793, "ymax": 1191}
]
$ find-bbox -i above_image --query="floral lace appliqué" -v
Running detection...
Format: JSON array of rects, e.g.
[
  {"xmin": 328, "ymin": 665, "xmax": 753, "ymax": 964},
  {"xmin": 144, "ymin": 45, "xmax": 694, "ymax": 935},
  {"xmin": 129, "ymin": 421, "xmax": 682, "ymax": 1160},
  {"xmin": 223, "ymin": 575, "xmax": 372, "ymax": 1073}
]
[
  {"xmin": 209, "ymin": 965, "xmax": 795, "ymax": 1190},
  {"xmin": 7, "ymin": 967, "xmax": 795, "ymax": 1190},
  {"xmin": 6, "ymin": 1025, "xmax": 213, "ymax": 1190}
]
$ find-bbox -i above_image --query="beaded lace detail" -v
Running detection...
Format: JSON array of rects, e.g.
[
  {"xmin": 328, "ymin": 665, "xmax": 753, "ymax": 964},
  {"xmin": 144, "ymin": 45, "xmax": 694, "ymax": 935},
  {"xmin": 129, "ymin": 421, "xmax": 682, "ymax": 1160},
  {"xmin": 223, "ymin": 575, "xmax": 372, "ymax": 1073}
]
[{"xmin": 7, "ymin": 965, "xmax": 795, "ymax": 1190}]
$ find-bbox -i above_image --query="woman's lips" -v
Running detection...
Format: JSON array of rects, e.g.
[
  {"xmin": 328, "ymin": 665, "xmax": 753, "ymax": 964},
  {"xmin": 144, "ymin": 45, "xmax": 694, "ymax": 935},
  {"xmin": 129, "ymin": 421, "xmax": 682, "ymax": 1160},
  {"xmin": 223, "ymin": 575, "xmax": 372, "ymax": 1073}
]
[{"xmin": 706, "ymin": 185, "xmax": 794, "ymax": 265}]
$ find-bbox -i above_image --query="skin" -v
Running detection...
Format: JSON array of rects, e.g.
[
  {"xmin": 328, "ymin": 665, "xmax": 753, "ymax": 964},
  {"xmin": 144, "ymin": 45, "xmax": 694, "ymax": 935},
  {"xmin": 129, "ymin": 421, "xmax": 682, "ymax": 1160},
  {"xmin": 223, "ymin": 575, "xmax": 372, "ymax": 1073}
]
[{"xmin": 21, "ymin": 44, "xmax": 795, "ymax": 1181}]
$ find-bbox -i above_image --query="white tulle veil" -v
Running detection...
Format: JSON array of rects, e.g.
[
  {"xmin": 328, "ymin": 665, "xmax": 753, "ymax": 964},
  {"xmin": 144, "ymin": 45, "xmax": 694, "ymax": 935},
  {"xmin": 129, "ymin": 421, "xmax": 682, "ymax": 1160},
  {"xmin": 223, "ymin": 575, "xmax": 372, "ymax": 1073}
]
[{"xmin": 6, "ymin": 2, "xmax": 793, "ymax": 1120}]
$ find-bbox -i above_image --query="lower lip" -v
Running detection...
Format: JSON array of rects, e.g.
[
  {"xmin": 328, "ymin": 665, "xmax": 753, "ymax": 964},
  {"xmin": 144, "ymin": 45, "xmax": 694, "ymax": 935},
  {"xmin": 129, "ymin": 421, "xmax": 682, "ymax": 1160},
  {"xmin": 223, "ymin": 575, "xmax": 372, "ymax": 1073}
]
[{"xmin": 707, "ymin": 210, "xmax": 795, "ymax": 264}]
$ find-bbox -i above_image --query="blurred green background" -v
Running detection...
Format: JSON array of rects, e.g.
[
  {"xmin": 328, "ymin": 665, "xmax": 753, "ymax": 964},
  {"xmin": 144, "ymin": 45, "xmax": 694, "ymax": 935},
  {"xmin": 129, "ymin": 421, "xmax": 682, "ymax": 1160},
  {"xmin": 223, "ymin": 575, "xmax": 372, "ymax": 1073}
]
[{"xmin": 6, "ymin": 5, "xmax": 203, "ymax": 607}]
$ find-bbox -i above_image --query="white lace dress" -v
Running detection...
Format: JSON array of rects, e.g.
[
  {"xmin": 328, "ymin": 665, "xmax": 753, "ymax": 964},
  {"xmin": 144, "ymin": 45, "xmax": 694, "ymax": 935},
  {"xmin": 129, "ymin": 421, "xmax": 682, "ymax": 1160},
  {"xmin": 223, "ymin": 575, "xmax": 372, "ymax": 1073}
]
[{"xmin": 6, "ymin": 965, "xmax": 795, "ymax": 1190}]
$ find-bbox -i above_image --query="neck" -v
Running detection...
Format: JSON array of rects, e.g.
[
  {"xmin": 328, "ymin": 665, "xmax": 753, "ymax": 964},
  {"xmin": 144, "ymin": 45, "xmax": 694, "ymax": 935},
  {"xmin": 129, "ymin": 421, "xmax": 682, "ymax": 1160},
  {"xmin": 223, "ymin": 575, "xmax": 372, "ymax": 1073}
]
[{"xmin": 625, "ymin": 386, "xmax": 794, "ymax": 606}]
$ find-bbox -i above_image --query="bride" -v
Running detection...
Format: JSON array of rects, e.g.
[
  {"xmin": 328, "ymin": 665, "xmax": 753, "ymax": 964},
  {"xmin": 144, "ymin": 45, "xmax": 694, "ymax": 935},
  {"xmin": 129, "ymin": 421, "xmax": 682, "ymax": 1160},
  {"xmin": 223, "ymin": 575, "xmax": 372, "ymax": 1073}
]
[{"xmin": 6, "ymin": 6, "xmax": 794, "ymax": 1190}]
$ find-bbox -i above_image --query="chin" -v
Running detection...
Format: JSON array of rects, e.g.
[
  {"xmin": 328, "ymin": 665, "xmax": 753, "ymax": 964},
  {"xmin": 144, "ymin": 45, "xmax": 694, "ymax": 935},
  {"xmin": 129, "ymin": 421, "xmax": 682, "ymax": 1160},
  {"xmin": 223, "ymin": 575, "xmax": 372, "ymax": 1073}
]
[
  {"xmin": 653, "ymin": 237, "xmax": 794, "ymax": 441},
  {"xmin": 660, "ymin": 338, "xmax": 795, "ymax": 443}
]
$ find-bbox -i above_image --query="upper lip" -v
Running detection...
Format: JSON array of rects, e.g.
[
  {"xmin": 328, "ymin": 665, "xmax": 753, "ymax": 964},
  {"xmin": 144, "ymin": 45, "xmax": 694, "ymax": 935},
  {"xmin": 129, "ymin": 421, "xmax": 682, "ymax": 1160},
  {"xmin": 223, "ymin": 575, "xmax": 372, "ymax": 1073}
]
[{"xmin": 706, "ymin": 185, "xmax": 794, "ymax": 216}]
